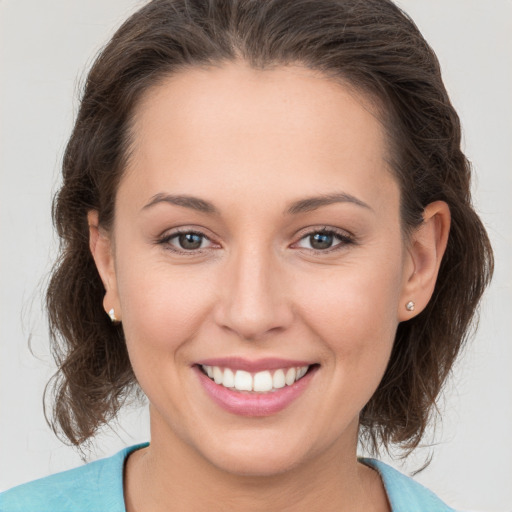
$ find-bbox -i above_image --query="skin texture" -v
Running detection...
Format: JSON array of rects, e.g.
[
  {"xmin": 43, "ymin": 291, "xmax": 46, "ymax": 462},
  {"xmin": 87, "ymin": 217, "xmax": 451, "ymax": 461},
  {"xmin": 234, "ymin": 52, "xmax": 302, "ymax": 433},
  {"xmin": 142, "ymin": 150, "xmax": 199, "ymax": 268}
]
[{"xmin": 88, "ymin": 61, "xmax": 450, "ymax": 511}]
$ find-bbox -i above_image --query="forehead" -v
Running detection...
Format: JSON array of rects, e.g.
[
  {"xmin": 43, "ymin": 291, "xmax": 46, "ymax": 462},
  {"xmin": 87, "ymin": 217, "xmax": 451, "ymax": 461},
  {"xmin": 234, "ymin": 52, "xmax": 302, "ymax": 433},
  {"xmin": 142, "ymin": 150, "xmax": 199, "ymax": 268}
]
[{"xmin": 122, "ymin": 61, "xmax": 397, "ymax": 214}]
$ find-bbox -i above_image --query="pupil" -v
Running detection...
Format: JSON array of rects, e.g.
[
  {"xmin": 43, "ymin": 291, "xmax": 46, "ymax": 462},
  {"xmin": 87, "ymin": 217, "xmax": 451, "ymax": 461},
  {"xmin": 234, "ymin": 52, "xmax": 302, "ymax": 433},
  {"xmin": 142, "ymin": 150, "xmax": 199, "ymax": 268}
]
[
  {"xmin": 310, "ymin": 232, "xmax": 333, "ymax": 250},
  {"xmin": 179, "ymin": 233, "xmax": 202, "ymax": 250}
]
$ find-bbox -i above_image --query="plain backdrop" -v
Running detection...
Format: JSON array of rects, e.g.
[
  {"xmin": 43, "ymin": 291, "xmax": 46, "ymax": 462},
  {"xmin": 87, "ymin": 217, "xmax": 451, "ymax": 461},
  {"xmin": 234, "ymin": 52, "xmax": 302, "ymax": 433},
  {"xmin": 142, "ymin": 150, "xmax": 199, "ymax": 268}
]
[{"xmin": 0, "ymin": 1, "xmax": 511, "ymax": 510}]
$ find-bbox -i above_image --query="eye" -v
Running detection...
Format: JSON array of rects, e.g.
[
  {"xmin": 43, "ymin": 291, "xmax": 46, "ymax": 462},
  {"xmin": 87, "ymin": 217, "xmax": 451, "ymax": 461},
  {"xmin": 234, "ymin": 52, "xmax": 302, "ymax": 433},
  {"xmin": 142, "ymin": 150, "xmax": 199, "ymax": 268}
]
[
  {"xmin": 160, "ymin": 230, "xmax": 214, "ymax": 252},
  {"xmin": 295, "ymin": 229, "xmax": 353, "ymax": 251}
]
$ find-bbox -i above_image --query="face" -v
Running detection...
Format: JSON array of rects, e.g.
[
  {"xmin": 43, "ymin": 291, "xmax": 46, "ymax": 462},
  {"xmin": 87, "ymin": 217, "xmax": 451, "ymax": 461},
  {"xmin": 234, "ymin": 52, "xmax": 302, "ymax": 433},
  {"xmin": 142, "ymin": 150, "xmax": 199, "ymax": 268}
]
[{"xmin": 95, "ymin": 61, "xmax": 416, "ymax": 476}]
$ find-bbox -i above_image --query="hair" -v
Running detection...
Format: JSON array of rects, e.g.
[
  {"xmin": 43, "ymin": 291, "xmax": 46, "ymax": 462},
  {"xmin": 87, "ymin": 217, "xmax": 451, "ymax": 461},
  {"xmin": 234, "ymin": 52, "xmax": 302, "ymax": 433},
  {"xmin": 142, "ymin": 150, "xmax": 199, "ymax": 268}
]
[{"xmin": 46, "ymin": 0, "xmax": 493, "ymax": 456}]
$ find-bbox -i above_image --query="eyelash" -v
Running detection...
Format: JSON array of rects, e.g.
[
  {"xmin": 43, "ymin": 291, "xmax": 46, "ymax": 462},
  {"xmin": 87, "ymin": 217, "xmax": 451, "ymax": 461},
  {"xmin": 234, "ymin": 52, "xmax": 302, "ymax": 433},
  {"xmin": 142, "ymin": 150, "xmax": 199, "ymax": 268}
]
[
  {"xmin": 157, "ymin": 227, "xmax": 355, "ymax": 255},
  {"xmin": 157, "ymin": 228, "xmax": 216, "ymax": 255},
  {"xmin": 294, "ymin": 227, "xmax": 355, "ymax": 253}
]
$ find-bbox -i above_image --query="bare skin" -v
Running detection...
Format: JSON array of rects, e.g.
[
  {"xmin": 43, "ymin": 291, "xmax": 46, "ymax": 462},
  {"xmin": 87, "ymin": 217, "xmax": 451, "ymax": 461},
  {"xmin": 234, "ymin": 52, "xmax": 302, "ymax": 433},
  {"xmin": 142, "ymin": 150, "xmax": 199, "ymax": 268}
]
[
  {"xmin": 88, "ymin": 61, "xmax": 450, "ymax": 511},
  {"xmin": 123, "ymin": 423, "xmax": 387, "ymax": 512}
]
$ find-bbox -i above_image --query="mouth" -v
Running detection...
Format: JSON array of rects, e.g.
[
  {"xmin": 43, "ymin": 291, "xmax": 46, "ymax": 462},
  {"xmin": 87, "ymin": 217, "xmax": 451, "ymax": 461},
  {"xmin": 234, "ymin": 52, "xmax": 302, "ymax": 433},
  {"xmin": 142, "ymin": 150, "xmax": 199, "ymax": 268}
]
[
  {"xmin": 194, "ymin": 360, "xmax": 319, "ymax": 417},
  {"xmin": 198, "ymin": 364, "xmax": 314, "ymax": 393}
]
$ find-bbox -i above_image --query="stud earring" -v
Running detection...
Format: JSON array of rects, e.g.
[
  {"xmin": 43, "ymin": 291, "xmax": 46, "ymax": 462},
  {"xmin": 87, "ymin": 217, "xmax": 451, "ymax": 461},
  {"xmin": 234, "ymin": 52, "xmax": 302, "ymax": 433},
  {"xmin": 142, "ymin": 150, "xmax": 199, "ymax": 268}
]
[
  {"xmin": 108, "ymin": 308, "xmax": 118, "ymax": 322},
  {"xmin": 405, "ymin": 301, "xmax": 415, "ymax": 312}
]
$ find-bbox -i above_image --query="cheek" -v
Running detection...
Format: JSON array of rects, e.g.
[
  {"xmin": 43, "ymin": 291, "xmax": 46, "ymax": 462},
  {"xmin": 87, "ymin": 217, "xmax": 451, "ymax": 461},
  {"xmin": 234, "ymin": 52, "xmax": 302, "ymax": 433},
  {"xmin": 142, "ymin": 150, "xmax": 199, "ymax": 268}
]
[
  {"xmin": 115, "ymin": 256, "xmax": 216, "ymax": 360},
  {"xmin": 293, "ymin": 258, "xmax": 402, "ymax": 369}
]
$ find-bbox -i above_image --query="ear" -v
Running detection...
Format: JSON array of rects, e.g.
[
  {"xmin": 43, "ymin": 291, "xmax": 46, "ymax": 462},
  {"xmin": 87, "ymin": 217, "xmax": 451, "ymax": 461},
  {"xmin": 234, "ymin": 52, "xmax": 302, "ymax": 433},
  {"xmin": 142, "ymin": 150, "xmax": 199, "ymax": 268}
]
[
  {"xmin": 88, "ymin": 210, "xmax": 121, "ymax": 321},
  {"xmin": 398, "ymin": 201, "xmax": 451, "ymax": 321}
]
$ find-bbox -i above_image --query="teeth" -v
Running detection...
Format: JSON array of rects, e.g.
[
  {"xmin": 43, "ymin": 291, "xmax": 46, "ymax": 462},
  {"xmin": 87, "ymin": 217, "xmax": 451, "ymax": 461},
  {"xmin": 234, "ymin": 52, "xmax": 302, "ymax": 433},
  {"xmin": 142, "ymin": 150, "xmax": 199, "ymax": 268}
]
[
  {"xmin": 285, "ymin": 367, "xmax": 296, "ymax": 386},
  {"xmin": 213, "ymin": 366, "xmax": 223, "ymax": 384},
  {"xmin": 297, "ymin": 366, "xmax": 308, "ymax": 379},
  {"xmin": 223, "ymin": 368, "xmax": 235, "ymax": 388},
  {"xmin": 253, "ymin": 371, "xmax": 273, "ymax": 392},
  {"xmin": 234, "ymin": 370, "xmax": 252, "ymax": 391},
  {"xmin": 272, "ymin": 369, "xmax": 286, "ymax": 389},
  {"xmin": 201, "ymin": 364, "xmax": 310, "ymax": 393}
]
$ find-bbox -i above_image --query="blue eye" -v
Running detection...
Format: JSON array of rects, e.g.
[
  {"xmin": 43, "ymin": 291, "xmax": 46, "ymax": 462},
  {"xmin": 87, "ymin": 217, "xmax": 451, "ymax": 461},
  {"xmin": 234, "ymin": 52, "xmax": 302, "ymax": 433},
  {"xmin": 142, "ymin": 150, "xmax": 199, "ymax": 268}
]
[
  {"xmin": 296, "ymin": 230, "xmax": 353, "ymax": 251},
  {"xmin": 309, "ymin": 232, "xmax": 334, "ymax": 250},
  {"xmin": 162, "ymin": 231, "xmax": 213, "ymax": 251},
  {"xmin": 158, "ymin": 227, "xmax": 352, "ymax": 254}
]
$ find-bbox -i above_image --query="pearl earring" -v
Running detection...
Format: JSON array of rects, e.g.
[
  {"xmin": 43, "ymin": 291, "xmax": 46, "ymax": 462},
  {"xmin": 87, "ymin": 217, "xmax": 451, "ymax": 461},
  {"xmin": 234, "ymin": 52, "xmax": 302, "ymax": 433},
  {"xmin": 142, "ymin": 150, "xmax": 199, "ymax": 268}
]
[
  {"xmin": 405, "ymin": 301, "xmax": 415, "ymax": 312},
  {"xmin": 108, "ymin": 308, "xmax": 118, "ymax": 322}
]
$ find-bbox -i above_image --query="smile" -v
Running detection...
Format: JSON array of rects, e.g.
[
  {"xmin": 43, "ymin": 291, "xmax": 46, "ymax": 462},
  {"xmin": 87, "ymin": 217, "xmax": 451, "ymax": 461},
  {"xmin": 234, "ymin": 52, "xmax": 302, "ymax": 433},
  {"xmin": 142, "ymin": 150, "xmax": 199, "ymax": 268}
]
[
  {"xmin": 200, "ymin": 365, "xmax": 310, "ymax": 393},
  {"xmin": 195, "ymin": 360, "xmax": 318, "ymax": 417}
]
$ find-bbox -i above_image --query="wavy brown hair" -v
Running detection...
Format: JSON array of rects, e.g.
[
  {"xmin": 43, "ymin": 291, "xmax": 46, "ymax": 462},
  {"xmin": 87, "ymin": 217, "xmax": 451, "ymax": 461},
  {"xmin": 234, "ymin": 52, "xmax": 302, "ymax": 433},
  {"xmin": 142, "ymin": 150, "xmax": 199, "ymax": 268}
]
[{"xmin": 46, "ymin": 0, "xmax": 493, "ymax": 455}]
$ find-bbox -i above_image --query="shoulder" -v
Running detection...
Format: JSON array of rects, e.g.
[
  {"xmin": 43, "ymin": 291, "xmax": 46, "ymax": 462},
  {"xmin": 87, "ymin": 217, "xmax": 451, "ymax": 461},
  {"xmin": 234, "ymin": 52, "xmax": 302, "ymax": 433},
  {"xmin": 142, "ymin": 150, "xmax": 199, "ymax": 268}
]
[
  {"xmin": 360, "ymin": 458, "xmax": 458, "ymax": 512},
  {"xmin": 0, "ymin": 444, "xmax": 148, "ymax": 512}
]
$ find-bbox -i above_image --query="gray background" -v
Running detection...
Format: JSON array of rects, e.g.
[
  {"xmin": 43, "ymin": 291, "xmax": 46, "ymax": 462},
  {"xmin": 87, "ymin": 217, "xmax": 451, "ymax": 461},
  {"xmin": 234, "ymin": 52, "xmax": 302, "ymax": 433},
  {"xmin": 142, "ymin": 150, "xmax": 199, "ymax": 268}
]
[{"xmin": 1, "ymin": 1, "xmax": 510, "ymax": 510}]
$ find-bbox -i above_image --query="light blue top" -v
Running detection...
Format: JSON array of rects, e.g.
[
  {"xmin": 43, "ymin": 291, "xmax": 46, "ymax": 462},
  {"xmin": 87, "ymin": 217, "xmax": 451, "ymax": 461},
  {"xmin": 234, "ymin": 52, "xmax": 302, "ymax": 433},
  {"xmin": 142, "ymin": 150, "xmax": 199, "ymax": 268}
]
[{"xmin": 1, "ymin": 443, "xmax": 456, "ymax": 511}]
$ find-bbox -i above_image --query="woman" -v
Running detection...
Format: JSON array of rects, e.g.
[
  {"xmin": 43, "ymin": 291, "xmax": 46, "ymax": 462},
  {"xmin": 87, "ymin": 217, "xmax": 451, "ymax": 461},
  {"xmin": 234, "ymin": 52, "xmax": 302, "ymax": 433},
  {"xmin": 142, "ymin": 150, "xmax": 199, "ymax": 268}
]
[{"xmin": 0, "ymin": 0, "xmax": 494, "ymax": 510}]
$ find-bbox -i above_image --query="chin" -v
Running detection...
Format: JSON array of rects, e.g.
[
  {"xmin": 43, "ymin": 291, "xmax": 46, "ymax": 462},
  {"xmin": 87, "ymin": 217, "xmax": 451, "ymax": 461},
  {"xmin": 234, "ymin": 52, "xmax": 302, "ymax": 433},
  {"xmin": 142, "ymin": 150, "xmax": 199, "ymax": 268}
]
[{"xmin": 196, "ymin": 429, "xmax": 314, "ymax": 478}]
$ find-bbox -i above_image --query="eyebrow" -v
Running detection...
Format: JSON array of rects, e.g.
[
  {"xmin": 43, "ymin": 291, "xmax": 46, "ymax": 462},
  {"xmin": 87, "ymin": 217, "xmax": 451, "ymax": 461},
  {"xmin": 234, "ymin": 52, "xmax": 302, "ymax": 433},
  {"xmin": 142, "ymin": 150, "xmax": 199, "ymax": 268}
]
[
  {"xmin": 141, "ymin": 191, "xmax": 372, "ymax": 216},
  {"xmin": 285, "ymin": 192, "xmax": 373, "ymax": 215},
  {"xmin": 142, "ymin": 193, "xmax": 219, "ymax": 214}
]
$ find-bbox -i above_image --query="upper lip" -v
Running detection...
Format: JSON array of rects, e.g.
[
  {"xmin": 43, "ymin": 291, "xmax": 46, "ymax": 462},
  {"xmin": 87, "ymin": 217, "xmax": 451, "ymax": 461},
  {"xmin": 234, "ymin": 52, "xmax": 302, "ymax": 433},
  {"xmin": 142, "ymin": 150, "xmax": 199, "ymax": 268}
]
[{"xmin": 195, "ymin": 357, "xmax": 315, "ymax": 372}]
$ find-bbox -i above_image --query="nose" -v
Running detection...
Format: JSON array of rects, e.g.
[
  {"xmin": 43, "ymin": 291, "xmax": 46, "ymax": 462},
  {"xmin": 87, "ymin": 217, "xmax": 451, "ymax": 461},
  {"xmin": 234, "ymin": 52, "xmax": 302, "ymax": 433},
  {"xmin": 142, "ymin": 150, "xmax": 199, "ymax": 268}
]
[{"xmin": 213, "ymin": 245, "xmax": 293, "ymax": 341}]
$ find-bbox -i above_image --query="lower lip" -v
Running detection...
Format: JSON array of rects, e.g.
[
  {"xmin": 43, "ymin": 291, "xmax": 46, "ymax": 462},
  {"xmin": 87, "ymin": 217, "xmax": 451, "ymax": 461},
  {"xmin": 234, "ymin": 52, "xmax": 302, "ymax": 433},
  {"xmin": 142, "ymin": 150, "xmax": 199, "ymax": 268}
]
[{"xmin": 194, "ymin": 365, "xmax": 317, "ymax": 417}]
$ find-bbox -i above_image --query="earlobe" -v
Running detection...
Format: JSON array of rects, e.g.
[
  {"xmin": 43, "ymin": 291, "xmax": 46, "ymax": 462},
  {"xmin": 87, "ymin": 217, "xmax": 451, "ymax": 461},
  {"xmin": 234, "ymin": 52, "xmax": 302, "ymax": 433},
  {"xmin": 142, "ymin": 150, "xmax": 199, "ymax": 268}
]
[
  {"xmin": 87, "ymin": 210, "xmax": 121, "ymax": 321},
  {"xmin": 398, "ymin": 201, "xmax": 451, "ymax": 321}
]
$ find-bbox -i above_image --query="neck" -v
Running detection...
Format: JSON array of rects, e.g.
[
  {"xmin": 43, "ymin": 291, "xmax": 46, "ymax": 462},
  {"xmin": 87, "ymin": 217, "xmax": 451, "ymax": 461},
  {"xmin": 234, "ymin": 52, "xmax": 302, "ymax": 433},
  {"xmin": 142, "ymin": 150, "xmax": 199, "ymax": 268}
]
[{"xmin": 124, "ymin": 409, "xmax": 389, "ymax": 512}]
